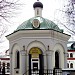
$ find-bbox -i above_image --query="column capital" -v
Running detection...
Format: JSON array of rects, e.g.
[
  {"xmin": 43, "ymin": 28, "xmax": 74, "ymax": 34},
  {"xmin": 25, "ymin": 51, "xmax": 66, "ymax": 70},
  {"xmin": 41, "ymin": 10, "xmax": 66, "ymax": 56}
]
[
  {"xmin": 46, "ymin": 50, "xmax": 53, "ymax": 55},
  {"xmin": 20, "ymin": 50, "xmax": 26, "ymax": 56}
]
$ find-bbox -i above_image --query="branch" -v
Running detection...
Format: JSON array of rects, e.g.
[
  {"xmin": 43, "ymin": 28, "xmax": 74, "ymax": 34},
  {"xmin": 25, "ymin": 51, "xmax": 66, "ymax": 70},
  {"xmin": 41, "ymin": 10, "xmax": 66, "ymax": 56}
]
[
  {"xmin": 54, "ymin": 18, "xmax": 75, "ymax": 34},
  {"xmin": 0, "ymin": 0, "xmax": 24, "ymax": 43}
]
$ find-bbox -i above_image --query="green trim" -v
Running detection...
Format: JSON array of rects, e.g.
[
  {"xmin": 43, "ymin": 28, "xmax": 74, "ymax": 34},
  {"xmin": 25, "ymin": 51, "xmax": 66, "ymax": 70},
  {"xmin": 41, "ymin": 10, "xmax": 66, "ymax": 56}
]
[{"xmin": 68, "ymin": 47, "xmax": 75, "ymax": 50}]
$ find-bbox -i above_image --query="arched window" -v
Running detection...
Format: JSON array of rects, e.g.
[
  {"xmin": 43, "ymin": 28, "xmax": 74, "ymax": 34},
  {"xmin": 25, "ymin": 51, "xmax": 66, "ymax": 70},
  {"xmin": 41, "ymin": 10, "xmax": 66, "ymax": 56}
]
[
  {"xmin": 3, "ymin": 62, "xmax": 5, "ymax": 67},
  {"xmin": 7, "ymin": 63, "xmax": 10, "ymax": 72},
  {"xmin": 2, "ymin": 62, "xmax": 5, "ymax": 74},
  {"xmin": 67, "ymin": 63, "xmax": 69, "ymax": 68},
  {"xmin": 70, "ymin": 53, "xmax": 73, "ymax": 58},
  {"xmin": 67, "ymin": 53, "xmax": 69, "ymax": 58},
  {"xmin": 7, "ymin": 63, "xmax": 10, "ymax": 69},
  {"xmin": 70, "ymin": 63, "xmax": 73, "ymax": 68},
  {"xmin": 16, "ymin": 51, "xmax": 20, "ymax": 68},
  {"xmin": 2, "ymin": 62, "xmax": 5, "ymax": 75},
  {"xmin": 67, "ymin": 74, "xmax": 70, "ymax": 75},
  {"xmin": 55, "ymin": 51, "xmax": 59, "ymax": 68},
  {"xmin": 37, "ymin": 9, "xmax": 39, "ymax": 15}
]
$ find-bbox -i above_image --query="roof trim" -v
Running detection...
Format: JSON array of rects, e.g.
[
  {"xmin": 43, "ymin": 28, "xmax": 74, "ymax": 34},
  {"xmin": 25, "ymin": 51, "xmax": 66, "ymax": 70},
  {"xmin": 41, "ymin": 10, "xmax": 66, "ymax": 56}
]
[{"xmin": 6, "ymin": 29, "xmax": 71, "ymax": 37}]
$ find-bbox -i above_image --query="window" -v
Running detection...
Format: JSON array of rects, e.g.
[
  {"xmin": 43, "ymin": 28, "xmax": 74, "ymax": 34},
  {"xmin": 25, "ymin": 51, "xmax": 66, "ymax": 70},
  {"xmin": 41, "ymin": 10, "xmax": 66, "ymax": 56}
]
[
  {"xmin": 7, "ymin": 63, "xmax": 10, "ymax": 69},
  {"xmin": 2, "ymin": 62, "xmax": 5, "ymax": 74},
  {"xmin": 37, "ymin": 9, "xmax": 39, "ymax": 15},
  {"xmin": 67, "ymin": 53, "xmax": 69, "ymax": 58},
  {"xmin": 0, "ymin": 62, "xmax": 1, "ymax": 73},
  {"xmin": 70, "ymin": 63, "xmax": 73, "ymax": 68},
  {"xmin": 16, "ymin": 51, "xmax": 20, "ymax": 68},
  {"xmin": 70, "ymin": 53, "xmax": 73, "ymax": 58},
  {"xmin": 7, "ymin": 63, "xmax": 10, "ymax": 72},
  {"xmin": 3, "ymin": 62, "xmax": 5, "ymax": 67},
  {"xmin": 67, "ymin": 74, "xmax": 70, "ymax": 75},
  {"xmin": 67, "ymin": 63, "xmax": 69, "ymax": 68},
  {"xmin": 55, "ymin": 51, "xmax": 59, "ymax": 68}
]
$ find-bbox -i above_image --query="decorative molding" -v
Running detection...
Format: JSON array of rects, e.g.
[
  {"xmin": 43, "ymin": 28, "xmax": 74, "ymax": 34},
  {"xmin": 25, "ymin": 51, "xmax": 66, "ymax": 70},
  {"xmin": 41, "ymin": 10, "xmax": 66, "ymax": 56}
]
[
  {"xmin": 7, "ymin": 30, "xmax": 70, "ymax": 42},
  {"xmin": 46, "ymin": 50, "xmax": 54, "ymax": 56}
]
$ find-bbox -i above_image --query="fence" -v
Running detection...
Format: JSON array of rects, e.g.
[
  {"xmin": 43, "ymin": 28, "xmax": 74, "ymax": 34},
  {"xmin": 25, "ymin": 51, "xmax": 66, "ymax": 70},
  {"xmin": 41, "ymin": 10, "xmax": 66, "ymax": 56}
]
[{"xmin": 23, "ymin": 68, "xmax": 62, "ymax": 75}]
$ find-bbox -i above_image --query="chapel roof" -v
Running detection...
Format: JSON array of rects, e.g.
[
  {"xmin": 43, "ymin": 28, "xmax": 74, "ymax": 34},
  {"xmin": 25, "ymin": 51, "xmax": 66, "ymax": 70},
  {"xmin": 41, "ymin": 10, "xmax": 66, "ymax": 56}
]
[{"xmin": 15, "ymin": 16, "xmax": 63, "ymax": 33}]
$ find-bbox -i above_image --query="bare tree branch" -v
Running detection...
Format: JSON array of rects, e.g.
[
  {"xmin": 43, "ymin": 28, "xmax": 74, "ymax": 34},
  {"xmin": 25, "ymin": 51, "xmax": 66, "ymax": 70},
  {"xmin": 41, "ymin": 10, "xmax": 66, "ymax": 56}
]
[
  {"xmin": 55, "ymin": 0, "xmax": 75, "ymax": 35},
  {"xmin": 0, "ymin": 0, "xmax": 23, "ymax": 43}
]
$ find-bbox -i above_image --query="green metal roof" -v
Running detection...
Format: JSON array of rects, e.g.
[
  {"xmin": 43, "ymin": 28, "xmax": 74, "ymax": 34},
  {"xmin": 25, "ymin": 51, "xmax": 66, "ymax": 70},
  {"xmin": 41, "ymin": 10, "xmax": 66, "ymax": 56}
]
[
  {"xmin": 68, "ymin": 42, "xmax": 75, "ymax": 50},
  {"xmin": 67, "ymin": 47, "xmax": 75, "ymax": 50},
  {"xmin": 15, "ymin": 16, "xmax": 63, "ymax": 33}
]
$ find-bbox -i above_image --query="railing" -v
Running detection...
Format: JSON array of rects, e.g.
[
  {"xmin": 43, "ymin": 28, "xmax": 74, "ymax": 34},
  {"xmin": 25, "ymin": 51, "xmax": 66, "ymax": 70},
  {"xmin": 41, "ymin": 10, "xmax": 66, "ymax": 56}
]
[
  {"xmin": 31, "ymin": 69, "xmax": 53, "ymax": 75},
  {"xmin": 23, "ymin": 68, "xmax": 62, "ymax": 75},
  {"xmin": 0, "ymin": 67, "xmax": 10, "ymax": 75}
]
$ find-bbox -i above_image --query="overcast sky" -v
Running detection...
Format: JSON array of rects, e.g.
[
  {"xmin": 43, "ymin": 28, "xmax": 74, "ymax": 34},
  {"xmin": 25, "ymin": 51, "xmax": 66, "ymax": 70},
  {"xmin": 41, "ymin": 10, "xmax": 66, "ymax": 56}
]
[
  {"xmin": 0, "ymin": 0, "xmax": 73, "ymax": 54},
  {"xmin": 8, "ymin": 0, "xmax": 67, "ymax": 33}
]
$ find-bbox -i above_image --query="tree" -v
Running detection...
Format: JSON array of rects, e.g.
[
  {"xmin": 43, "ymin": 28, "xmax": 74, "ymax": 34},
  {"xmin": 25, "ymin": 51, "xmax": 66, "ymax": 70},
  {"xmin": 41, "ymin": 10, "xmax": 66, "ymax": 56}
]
[
  {"xmin": 64, "ymin": 0, "xmax": 75, "ymax": 35},
  {"xmin": 0, "ymin": 0, "xmax": 22, "ymax": 43},
  {"xmin": 54, "ymin": 0, "xmax": 75, "ymax": 35}
]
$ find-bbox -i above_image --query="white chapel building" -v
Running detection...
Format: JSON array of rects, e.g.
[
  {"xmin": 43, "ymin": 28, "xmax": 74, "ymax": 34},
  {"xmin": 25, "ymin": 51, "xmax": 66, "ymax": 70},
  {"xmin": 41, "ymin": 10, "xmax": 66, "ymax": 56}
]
[{"xmin": 6, "ymin": 1, "xmax": 70, "ymax": 75}]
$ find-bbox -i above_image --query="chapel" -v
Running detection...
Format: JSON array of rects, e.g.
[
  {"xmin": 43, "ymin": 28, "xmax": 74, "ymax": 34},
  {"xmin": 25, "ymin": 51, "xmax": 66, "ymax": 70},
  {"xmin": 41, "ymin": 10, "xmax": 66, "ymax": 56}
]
[{"xmin": 7, "ymin": 1, "xmax": 70, "ymax": 75}]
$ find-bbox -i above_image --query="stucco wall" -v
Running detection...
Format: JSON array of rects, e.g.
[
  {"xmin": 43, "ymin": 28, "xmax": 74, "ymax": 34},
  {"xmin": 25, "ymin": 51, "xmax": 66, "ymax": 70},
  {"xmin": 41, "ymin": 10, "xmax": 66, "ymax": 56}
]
[{"xmin": 8, "ymin": 30, "xmax": 70, "ymax": 75}]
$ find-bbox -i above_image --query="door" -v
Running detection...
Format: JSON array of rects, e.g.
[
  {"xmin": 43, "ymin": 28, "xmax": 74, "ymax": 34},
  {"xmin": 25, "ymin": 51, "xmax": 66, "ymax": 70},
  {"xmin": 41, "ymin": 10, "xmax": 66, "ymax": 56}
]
[
  {"xmin": 31, "ymin": 58, "xmax": 39, "ymax": 70},
  {"xmin": 29, "ymin": 47, "xmax": 43, "ymax": 75},
  {"xmin": 31, "ymin": 58, "xmax": 39, "ymax": 74},
  {"xmin": 33, "ymin": 63, "xmax": 38, "ymax": 71}
]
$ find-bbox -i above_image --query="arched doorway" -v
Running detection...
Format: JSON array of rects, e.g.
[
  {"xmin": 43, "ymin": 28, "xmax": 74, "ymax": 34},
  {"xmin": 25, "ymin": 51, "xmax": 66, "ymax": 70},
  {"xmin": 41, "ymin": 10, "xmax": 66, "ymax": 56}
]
[
  {"xmin": 29, "ymin": 47, "xmax": 44, "ymax": 75},
  {"xmin": 55, "ymin": 51, "xmax": 59, "ymax": 68}
]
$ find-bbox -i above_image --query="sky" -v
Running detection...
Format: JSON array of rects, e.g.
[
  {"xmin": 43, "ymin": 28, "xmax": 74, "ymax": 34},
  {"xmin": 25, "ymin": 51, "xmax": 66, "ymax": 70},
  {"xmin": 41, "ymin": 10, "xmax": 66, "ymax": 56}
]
[{"xmin": 0, "ymin": 0, "xmax": 74, "ymax": 54}]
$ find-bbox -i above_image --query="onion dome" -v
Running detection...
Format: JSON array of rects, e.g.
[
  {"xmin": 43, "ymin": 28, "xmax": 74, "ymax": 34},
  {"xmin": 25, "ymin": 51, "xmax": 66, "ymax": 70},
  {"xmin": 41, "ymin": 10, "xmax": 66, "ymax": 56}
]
[
  {"xmin": 68, "ymin": 42, "xmax": 75, "ymax": 50},
  {"xmin": 71, "ymin": 42, "xmax": 75, "ymax": 49},
  {"xmin": 33, "ymin": 1, "xmax": 43, "ymax": 8}
]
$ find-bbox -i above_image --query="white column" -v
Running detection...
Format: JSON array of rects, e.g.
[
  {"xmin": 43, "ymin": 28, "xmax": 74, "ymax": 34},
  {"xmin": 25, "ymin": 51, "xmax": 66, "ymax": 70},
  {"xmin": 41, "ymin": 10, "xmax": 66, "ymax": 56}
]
[
  {"xmin": 43, "ymin": 53, "xmax": 47, "ymax": 69},
  {"xmin": 20, "ymin": 50, "xmax": 26, "ymax": 75},
  {"xmin": 46, "ymin": 50, "xmax": 53, "ymax": 69},
  {"xmin": 64, "ymin": 52, "xmax": 67, "ymax": 68},
  {"xmin": 9, "ymin": 51, "xmax": 13, "ymax": 75}
]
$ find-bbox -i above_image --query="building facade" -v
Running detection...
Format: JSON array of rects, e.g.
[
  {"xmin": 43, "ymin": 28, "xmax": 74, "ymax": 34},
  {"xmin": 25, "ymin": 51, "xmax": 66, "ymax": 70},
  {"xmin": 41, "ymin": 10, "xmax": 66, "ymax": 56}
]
[
  {"xmin": 6, "ymin": 1, "xmax": 70, "ymax": 75},
  {"xmin": 67, "ymin": 42, "xmax": 75, "ymax": 69},
  {"xmin": 0, "ymin": 50, "xmax": 10, "ymax": 75}
]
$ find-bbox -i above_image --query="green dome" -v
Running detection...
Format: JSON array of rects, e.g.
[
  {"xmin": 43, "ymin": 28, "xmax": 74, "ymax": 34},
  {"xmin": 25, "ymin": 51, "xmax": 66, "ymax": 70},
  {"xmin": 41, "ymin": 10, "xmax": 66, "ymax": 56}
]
[{"xmin": 15, "ymin": 17, "xmax": 63, "ymax": 33}]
